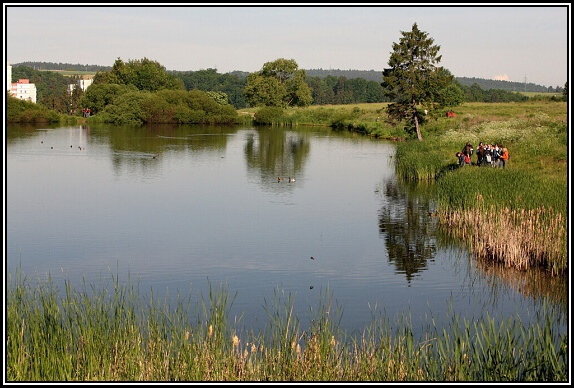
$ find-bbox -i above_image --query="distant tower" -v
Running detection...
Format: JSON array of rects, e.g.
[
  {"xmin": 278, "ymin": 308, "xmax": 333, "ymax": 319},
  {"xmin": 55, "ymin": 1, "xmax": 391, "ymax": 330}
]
[{"xmin": 524, "ymin": 75, "xmax": 527, "ymax": 92}]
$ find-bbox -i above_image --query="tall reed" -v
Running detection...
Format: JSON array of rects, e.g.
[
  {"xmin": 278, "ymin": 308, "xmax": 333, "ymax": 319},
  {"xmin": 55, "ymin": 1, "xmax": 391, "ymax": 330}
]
[
  {"xmin": 6, "ymin": 271, "xmax": 568, "ymax": 381},
  {"xmin": 393, "ymin": 138, "xmax": 448, "ymax": 181},
  {"xmin": 437, "ymin": 204, "xmax": 566, "ymax": 275}
]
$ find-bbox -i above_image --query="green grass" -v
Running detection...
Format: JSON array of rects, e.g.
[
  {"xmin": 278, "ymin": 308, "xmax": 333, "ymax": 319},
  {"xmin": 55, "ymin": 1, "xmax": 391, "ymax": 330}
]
[
  {"xmin": 44, "ymin": 69, "xmax": 98, "ymax": 77},
  {"xmin": 6, "ymin": 271, "xmax": 568, "ymax": 382}
]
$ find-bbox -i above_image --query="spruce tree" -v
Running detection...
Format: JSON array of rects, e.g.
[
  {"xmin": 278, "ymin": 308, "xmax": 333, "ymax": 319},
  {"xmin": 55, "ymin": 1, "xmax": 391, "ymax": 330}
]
[{"xmin": 382, "ymin": 23, "xmax": 453, "ymax": 140}]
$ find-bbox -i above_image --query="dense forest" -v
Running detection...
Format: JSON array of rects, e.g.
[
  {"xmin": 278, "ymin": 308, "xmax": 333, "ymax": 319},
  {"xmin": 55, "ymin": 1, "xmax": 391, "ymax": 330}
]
[
  {"xmin": 10, "ymin": 61, "xmax": 564, "ymax": 114},
  {"xmin": 13, "ymin": 61, "xmax": 563, "ymax": 93}
]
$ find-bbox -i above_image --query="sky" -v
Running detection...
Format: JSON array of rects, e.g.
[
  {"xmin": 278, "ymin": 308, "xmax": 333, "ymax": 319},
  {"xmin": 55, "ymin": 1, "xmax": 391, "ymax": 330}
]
[{"xmin": 3, "ymin": 4, "xmax": 570, "ymax": 88}]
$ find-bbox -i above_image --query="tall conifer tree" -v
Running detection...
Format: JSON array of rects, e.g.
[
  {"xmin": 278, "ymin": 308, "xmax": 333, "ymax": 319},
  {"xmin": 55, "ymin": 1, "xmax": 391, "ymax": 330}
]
[{"xmin": 382, "ymin": 23, "xmax": 453, "ymax": 140}]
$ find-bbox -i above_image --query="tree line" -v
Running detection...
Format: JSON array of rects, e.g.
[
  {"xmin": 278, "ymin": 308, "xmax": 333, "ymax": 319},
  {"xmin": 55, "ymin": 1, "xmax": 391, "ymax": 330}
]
[
  {"xmin": 15, "ymin": 61, "xmax": 564, "ymax": 94},
  {"xmin": 11, "ymin": 61, "xmax": 540, "ymax": 114}
]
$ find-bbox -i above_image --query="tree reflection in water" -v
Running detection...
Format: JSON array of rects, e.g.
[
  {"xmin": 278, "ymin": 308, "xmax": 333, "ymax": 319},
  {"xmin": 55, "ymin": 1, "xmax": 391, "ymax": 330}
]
[
  {"xmin": 244, "ymin": 127, "xmax": 310, "ymax": 185},
  {"xmin": 468, "ymin": 246, "xmax": 568, "ymax": 317},
  {"xmin": 378, "ymin": 178, "xmax": 437, "ymax": 283},
  {"xmin": 378, "ymin": 176, "xmax": 568, "ymax": 318}
]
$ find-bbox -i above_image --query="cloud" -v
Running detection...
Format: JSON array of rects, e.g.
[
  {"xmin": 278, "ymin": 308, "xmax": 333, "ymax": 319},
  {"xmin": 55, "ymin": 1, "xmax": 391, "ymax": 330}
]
[{"xmin": 493, "ymin": 74, "xmax": 510, "ymax": 81}]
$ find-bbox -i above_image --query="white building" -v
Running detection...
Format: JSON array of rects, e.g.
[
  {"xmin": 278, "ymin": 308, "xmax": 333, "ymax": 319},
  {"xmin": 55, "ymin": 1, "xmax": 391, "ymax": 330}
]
[
  {"xmin": 79, "ymin": 77, "xmax": 93, "ymax": 91},
  {"xmin": 10, "ymin": 78, "xmax": 37, "ymax": 103},
  {"xmin": 7, "ymin": 63, "xmax": 12, "ymax": 91},
  {"xmin": 68, "ymin": 76, "xmax": 93, "ymax": 94}
]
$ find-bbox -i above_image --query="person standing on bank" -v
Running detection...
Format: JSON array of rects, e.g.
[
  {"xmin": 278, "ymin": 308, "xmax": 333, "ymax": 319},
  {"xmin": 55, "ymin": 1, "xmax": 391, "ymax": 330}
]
[
  {"xmin": 492, "ymin": 144, "xmax": 501, "ymax": 167},
  {"xmin": 456, "ymin": 151, "xmax": 466, "ymax": 167},
  {"xmin": 499, "ymin": 146, "xmax": 509, "ymax": 168},
  {"xmin": 476, "ymin": 142, "xmax": 485, "ymax": 166},
  {"xmin": 462, "ymin": 142, "xmax": 474, "ymax": 164}
]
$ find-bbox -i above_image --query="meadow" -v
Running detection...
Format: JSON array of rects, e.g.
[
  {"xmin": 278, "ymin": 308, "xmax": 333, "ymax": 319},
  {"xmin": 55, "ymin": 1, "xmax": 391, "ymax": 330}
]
[{"xmin": 390, "ymin": 101, "xmax": 567, "ymax": 276}]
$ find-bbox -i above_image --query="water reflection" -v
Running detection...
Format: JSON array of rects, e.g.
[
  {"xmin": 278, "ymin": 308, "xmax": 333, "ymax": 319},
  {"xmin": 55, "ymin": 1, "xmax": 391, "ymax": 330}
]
[
  {"xmin": 469, "ymin": 249, "xmax": 568, "ymax": 317},
  {"xmin": 7, "ymin": 124, "xmax": 92, "ymax": 148},
  {"xmin": 105, "ymin": 124, "xmax": 237, "ymax": 174},
  {"xmin": 378, "ymin": 178, "xmax": 437, "ymax": 283},
  {"xmin": 108, "ymin": 124, "xmax": 236, "ymax": 153},
  {"xmin": 244, "ymin": 126, "xmax": 310, "ymax": 187}
]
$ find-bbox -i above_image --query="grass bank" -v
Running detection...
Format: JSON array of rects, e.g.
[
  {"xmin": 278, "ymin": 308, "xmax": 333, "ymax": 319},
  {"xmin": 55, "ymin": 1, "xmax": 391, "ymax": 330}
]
[
  {"xmin": 390, "ymin": 101, "xmax": 567, "ymax": 276},
  {"xmin": 239, "ymin": 103, "xmax": 406, "ymax": 140}
]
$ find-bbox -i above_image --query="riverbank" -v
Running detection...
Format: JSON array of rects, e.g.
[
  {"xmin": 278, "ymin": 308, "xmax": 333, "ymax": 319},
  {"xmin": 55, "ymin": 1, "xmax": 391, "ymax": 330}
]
[{"xmin": 388, "ymin": 101, "xmax": 567, "ymax": 275}]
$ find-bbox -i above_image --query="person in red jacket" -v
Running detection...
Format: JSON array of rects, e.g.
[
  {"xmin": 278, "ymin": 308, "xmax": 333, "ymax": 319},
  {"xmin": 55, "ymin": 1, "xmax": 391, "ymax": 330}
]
[{"xmin": 499, "ymin": 147, "xmax": 509, "ymax": 168}]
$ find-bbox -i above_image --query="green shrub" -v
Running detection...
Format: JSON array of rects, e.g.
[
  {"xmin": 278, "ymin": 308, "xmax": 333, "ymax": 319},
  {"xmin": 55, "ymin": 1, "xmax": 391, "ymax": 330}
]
[
  {"xmin": 97, "ymin": 91, "xmax": 146, "ymax": 125},
  {"xmin": 88, "ymin": 89, "xmax": 239, "ymax": 125},
  {"xmin": 253, "ymin": 106, "xmax": 286, "ymax": 125},
  {"xmin": 7, "ymin": 95, "xmax": 67, "ymax": 124}
]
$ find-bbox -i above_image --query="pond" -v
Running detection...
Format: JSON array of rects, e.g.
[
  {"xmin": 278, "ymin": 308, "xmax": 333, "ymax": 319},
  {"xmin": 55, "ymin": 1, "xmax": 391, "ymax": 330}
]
[{"xmin": 5, "ymin": 124, "xmax": 567, "ymax": 338}]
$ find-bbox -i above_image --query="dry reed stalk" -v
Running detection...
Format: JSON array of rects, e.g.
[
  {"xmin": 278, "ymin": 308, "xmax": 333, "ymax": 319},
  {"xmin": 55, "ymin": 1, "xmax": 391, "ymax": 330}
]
[{"xmin": 437, "ymin": 204, "xmax": 565, "ymax": 275}]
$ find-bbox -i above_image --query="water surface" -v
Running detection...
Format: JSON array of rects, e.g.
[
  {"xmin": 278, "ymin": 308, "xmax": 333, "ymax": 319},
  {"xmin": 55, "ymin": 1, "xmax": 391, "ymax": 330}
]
[{"xmin": 6, "ymin": 124, "xmax": 567, "ymax": 337}]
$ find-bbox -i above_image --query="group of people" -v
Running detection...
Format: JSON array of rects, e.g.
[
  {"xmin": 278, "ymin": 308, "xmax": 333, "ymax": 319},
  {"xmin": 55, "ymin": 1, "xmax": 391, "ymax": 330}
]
[{"xmin": 456, "ymin": 141, "xmax": 509, "ymax": 168}]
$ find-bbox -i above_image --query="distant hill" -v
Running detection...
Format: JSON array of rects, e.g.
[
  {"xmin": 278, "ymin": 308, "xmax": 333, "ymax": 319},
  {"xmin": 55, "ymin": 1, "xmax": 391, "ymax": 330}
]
[
  {"xmin": 12, "ymin": 61, "xmax": 111, "ymax": 73},
  {"xmin": 304, "ymin": 68, "xmax": 563, "ymax": 93},
  {"xmin": 11, "ymin": 61, "xmax": 563, "ymax": 93},
  {"xmin": 453, "ymin": 76, "xmax": 562, "ymax": 93}
]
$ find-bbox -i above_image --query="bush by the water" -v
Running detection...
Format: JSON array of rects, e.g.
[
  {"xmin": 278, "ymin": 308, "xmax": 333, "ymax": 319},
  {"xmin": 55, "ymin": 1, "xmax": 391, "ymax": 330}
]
[
  {"xmin": 7, "ymin": 95, "xmax": 74, "ymax": 124},
  {"xmin": 253, "ymin": 106, "xmax": 286, "ymax": 125}
]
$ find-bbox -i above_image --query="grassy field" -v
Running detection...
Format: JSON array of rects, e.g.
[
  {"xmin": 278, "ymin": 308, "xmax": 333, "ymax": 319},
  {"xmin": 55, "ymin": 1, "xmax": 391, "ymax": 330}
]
[
  {"xmin": 520, "ymin": 91, "xmax": 563, "ymax": 98},
  {"xmin": 42, "ymin": 69, "xmax": 98, "ymax": 77},
  {"xmin": 381, "ymin": 101, "xmax": 566, "ymax": 275}
]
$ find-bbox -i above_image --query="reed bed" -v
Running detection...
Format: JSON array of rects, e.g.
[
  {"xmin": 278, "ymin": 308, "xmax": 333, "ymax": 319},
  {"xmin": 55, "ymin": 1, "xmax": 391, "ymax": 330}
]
[
  {"xmin": 437, "ymin": 204, "xmax": 566, "ymax": 276},
  {"xmin": 6, "ymin": 271, "xmax": 568, "ymax": 382},
  {"xmin": 432, "ymin": 166, "xmax": 566, "ymax": 275}
]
